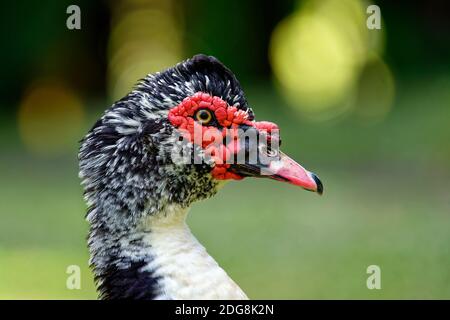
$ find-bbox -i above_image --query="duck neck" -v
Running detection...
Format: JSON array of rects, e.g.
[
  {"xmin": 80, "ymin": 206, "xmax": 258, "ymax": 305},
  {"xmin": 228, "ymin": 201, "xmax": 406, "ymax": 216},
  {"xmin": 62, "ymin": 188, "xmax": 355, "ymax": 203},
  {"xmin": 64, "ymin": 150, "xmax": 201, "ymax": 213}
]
[{"xmin": 90, "ymin": 204, "xmax": 248, "ymax": 300}]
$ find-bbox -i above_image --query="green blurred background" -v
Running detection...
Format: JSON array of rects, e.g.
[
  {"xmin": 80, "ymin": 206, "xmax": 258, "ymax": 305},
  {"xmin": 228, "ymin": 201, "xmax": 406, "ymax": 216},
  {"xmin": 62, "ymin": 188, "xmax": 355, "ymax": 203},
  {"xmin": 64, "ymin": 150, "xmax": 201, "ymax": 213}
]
[{"xmin": 0, "ymin": 0, "xmax": 449, "ymax": 299}]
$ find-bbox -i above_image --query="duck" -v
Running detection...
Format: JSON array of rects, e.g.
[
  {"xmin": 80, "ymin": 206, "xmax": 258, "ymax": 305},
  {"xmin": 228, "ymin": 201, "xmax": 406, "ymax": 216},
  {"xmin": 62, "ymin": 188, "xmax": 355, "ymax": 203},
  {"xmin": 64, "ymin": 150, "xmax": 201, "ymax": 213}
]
[{"xmin": 79, "ymin": 54, "xmax": 323, "ymax": 300}]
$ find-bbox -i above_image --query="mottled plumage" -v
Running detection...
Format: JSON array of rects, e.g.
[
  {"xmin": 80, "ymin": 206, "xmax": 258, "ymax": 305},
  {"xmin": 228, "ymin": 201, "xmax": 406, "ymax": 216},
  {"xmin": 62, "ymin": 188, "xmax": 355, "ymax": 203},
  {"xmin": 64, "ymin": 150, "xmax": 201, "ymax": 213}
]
[
  {"xmin": 79, "ymin": 54, "xmax": 322, "ymax": 300},
  {"xmin": 79, "ymin": 55, "xmax": 251, "ymax": 299}
]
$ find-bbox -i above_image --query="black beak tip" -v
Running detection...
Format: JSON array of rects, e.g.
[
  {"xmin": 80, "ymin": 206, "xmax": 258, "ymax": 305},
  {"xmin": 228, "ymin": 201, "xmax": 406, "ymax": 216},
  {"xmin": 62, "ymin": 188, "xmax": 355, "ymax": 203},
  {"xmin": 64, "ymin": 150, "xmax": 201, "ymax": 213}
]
[{"xmin": 311, "ymin": 173, "xmax": 324, "ymax": 195}]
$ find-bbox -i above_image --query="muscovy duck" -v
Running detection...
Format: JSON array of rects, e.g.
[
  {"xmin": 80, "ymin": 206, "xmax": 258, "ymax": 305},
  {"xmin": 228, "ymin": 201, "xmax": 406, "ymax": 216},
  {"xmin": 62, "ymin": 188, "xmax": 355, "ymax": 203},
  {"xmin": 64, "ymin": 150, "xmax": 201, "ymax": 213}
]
[{"xmin": 79, "ymin": 54, "xmax": 323, "ymax": 299}]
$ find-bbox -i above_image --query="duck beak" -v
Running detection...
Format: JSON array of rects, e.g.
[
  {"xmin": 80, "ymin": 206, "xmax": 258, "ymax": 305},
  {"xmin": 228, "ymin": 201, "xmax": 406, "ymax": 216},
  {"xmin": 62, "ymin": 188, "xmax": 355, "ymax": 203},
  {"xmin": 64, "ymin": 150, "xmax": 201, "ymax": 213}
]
[
  {"xmin": 230, "ymin": 151, "xmax": 323, "ymax": 195},
  {"xmin": 265, "ymin": 151, "xmax": 323, "ymax": 195}
]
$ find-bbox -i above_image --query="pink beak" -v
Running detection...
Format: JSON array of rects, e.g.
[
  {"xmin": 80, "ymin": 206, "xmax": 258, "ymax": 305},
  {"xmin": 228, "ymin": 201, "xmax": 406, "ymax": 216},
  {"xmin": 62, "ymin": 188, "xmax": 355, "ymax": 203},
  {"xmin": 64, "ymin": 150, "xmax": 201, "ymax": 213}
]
[{"xmin": 265, "ymin": 152, "xmax": 323, "ymax": 194}]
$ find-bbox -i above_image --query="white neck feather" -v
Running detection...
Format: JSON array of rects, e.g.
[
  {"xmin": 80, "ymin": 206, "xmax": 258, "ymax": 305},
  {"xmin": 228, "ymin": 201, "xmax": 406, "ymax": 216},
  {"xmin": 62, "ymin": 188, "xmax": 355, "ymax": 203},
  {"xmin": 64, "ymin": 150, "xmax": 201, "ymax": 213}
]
[{"xmin": 141, "ymin": 205, "xmax": 248, "ymax": 300}]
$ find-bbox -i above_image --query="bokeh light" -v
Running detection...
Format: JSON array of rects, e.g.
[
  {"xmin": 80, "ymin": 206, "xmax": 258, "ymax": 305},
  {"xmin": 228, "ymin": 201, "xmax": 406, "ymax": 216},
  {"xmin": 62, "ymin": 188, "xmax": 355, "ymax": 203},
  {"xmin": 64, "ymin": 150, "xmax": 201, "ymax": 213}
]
[
  {"xmin": 108, "ymin": 0, "xmax": 184, "ymax": 101},
  {"xmin": 270, "ymin": 0, "xmax": 389, "ymax": 121},
  {"xmin": 354, "ymin": 54, "xmax": 395, "ymax": 123},
  {"xmin": 18, "ymin": 79, "xmax": 84, "ymax": 156}
]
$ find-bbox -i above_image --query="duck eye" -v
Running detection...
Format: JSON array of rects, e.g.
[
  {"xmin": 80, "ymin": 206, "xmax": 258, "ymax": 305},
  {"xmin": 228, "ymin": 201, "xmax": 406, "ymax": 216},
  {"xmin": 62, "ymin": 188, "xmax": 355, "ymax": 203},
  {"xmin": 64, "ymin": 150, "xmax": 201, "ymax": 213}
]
[{"xmin": 195, "ymin": 109, "xmax": 212, "ymax": 124}]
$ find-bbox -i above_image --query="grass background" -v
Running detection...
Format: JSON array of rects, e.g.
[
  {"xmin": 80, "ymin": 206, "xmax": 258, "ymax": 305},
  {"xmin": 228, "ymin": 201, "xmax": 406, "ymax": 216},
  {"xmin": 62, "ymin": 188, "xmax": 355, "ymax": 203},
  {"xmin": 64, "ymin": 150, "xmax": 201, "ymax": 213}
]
[{"xmin": 1, "ymin": 78, "xmax": 449, "ymax": 299}]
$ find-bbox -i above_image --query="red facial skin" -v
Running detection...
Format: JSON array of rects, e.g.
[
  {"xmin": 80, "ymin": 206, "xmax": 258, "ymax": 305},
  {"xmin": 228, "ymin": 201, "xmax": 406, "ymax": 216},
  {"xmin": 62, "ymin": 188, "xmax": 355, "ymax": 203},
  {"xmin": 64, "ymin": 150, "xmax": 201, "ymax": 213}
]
[{"xmin": 168, "ymin": 92, "xmax": 279, "ymax": 180}]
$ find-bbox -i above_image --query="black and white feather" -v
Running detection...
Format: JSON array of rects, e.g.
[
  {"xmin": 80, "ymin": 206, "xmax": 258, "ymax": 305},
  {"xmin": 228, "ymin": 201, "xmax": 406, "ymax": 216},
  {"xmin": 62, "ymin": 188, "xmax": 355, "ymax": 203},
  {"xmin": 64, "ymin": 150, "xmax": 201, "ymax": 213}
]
[{"xmin": 79, "ymin": 55, "xmax": 252, "ymax": 299}]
